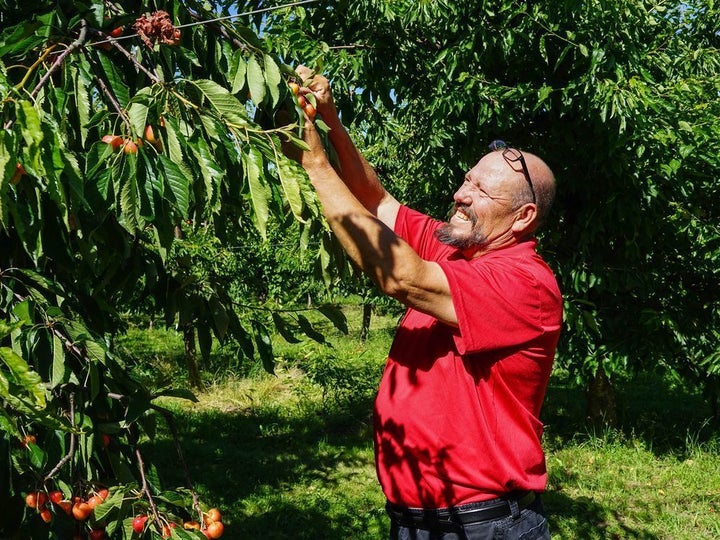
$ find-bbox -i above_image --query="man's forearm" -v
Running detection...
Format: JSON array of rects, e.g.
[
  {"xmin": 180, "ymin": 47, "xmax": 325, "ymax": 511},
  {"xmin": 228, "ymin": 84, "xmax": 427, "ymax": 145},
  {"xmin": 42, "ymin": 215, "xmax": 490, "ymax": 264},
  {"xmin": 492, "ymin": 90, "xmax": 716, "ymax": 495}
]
[{"xmin": 322, "ymin": 113, "xmax": 386, "ymax": 214}]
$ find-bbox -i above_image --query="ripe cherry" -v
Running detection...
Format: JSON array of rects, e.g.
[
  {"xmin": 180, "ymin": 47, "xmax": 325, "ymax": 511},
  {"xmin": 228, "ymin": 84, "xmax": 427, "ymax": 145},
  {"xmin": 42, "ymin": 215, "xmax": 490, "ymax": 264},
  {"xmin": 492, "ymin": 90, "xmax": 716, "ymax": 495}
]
[
  {"xmin": 143, "ymin": 125, "xmax": 157, "ymax": 145},
  {"xmin": 89, "ymin": 528, "xmax": 107, "ymax": 540},
  {"xmin": 304, "ymin": 102, "xmax": 317, "ymax": 120},
  {"xmin": 49, "ymin": 490, "xmax": 64, "ymax": 504},
  {"xmin": 101, "ymin": 135, "xmax": 123, "ymax": 151},
  {"xmin": 39, "ymin": 508, "xmax": 53, "ymax": 523},
  {"xmin": 206, "ymin": 508, "xmax": 221, "ymax": 523},
  {"xmin": 72, "ymin": 501, "xmax": 91, "ymax": 521},
  {"xmin": 288, "ymin": 82, "xmax": 300, "ymax": 96},
  {"xmin": 132, "ymin": 515, "xmax": 148, "ymax": 534},
  {"xmin": 11, "ymin": 163, "xmax": 26, "ymax": 185},
  {"xmin": 57, "ymin": 501, "xmax": 73, "ymax": 516},
  {"xmin": 122, "ymin": 140, "xmax": 138, "ymax": 154},
  {"xmin": 26, "ymin": 491, "xmax": 47, "ymax": 509},
  {"xmin": 109, "ymin": 27, "xmax": 123, "ymax": 38},
  {"xmin": 206, "ymin": 521, "xmax": 224, "ymax": 539}
]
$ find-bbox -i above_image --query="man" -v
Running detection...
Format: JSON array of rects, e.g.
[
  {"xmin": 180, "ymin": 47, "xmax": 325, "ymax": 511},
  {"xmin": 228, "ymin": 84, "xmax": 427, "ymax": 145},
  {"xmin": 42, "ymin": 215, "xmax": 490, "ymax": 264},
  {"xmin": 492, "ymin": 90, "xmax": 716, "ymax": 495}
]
[{"xmin": 287, "ymin": 66, "xmax": 562, "ymax": 540}]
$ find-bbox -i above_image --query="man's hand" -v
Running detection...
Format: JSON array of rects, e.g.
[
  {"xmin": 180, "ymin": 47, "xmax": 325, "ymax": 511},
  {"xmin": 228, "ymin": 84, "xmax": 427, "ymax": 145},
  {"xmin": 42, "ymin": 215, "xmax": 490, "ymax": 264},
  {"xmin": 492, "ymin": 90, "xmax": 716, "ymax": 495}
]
[
  {"xmin": 295, "ymin": 65, "xmax": 337, "ymax": 121},
  {"xmin": 280, "ymin": 101, "xmax": 331, "ymax": 176}
]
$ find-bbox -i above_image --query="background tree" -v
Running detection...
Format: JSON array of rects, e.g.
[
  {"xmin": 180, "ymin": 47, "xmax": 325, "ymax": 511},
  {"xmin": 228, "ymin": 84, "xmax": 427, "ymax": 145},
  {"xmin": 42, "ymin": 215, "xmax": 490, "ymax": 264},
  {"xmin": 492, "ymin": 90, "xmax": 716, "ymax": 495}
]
[{"xmin": 264, "ymin": 0, "xmax": 720, "ymax": 423}]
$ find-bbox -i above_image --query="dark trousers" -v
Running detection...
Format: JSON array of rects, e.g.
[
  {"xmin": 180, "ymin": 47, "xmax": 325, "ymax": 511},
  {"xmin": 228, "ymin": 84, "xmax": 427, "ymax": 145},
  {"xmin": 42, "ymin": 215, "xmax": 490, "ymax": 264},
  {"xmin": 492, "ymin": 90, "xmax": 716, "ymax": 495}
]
[{"xmin": 387, "ymin": 493, "xmax": 550, "ymax": 540}]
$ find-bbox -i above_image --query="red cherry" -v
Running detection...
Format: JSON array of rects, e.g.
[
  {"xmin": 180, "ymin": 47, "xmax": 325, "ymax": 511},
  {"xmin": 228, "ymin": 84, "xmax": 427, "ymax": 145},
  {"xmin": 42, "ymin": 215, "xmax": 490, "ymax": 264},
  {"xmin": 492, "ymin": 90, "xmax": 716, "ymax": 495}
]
[{"xmin": 132, "ymin": 515, "xmax": 148, "ymax": 534}]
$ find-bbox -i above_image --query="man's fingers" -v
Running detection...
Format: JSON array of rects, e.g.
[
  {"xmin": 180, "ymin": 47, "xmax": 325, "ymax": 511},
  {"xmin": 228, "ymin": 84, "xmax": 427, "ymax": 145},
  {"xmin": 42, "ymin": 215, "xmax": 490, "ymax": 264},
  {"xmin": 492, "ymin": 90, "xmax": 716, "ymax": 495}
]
[{"xmin": 295, "ymin": 64, "xmax": 315, "ymax": 83}]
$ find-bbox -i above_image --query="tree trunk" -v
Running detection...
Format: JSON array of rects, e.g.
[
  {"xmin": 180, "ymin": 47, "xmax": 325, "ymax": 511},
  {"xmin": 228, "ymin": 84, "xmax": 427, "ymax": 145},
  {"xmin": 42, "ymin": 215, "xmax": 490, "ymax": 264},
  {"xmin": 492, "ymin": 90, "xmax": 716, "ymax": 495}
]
[
  {"xmin": 704, "ymin": 378, "xmax": 719, "ymax": 423},
  {"xmin": 183, "ymin": 325, "xmax": 202, "ymax": 389},
  {"xmin": 585, "ymin": 369, "xmax": 618, "ymax": 426},
  {"xmin": 360, "ymin": 302, "xmax": 372, "ymax": 342}
]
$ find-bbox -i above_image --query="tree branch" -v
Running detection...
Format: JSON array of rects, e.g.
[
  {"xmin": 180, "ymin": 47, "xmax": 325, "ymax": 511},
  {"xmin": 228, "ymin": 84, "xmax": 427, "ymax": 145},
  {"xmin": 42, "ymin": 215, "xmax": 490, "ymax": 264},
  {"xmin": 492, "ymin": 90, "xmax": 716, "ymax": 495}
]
[
  {"xmin": 152, "ymin": 404, "xmax": 203, "ymax": 524},
  {"xmin": 83, "ymin": 51, "xmax": 133, "ymax": 132},
  {"xmin": 91, "ymin": 29, "xmax": 162, "ymax": 85},
  {"xmin": 31, "ymin": 20, "xmax": 89, "ymax": 99},
  {"xmin": 135, "ymin": 447, "xmax": 163, "ymax": 523},
  {"xmin": 44, "ymin": 392, "xmax": 77, "ymax": 481}
]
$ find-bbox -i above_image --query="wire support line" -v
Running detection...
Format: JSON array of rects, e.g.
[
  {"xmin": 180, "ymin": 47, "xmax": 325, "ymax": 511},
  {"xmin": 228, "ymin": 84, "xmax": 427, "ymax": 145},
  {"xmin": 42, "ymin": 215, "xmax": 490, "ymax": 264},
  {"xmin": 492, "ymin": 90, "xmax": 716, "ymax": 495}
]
[
  {"xmin": 91, "ymin": 0, "xmax": 322, "ymax": 46},
  {"xmin": 179, "ymin": 0, "xmax": 323, "ymax": 29}
]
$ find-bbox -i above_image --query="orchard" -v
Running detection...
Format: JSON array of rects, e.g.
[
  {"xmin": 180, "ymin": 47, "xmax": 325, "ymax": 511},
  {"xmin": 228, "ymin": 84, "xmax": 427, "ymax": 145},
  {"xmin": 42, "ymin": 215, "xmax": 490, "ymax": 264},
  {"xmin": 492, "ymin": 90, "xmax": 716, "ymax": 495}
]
[{"xmin": 2, "ymin": 0, "xmax": 720, "ymax": 538}]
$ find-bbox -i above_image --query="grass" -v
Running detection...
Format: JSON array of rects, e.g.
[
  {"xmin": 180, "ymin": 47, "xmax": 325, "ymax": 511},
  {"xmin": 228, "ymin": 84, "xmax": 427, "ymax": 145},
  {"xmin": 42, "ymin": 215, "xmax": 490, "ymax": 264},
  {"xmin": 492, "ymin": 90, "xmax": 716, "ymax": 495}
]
[{"xmin": 118, "ymin": 307, "xmax": 720, "ymax": 539}]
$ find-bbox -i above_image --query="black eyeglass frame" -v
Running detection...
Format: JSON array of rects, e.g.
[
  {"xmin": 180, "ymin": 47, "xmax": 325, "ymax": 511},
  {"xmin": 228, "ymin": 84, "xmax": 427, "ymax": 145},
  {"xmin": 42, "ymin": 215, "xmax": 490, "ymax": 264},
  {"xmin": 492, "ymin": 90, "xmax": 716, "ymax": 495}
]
[{"xmin": 488, "ymin": 140, "xmax": 536, "ymax": 204}]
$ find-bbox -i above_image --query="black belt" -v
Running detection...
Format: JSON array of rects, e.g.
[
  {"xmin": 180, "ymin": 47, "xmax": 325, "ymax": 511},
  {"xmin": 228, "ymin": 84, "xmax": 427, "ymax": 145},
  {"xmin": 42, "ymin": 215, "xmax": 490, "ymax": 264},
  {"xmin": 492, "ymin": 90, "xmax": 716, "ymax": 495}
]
[{"xmin": 386, "ymin": 491, "xmax": 537, "ymax": 532}]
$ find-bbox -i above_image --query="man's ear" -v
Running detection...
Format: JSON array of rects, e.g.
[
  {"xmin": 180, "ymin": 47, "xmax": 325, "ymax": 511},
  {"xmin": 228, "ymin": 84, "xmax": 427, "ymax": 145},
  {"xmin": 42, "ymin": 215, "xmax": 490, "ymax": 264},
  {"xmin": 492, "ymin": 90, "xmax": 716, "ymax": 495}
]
[{"xmin": 511, "ymin": 203, "xmax": 537, "ymax": 235}]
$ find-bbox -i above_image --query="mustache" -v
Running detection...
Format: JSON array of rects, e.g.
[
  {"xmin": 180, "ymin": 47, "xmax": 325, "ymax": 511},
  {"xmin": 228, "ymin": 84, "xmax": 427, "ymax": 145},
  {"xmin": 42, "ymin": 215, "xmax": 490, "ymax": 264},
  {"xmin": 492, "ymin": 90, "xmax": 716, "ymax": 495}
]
[{"xmin": 448, "ymin": 204, "xmax": 477, "ymax": 225}]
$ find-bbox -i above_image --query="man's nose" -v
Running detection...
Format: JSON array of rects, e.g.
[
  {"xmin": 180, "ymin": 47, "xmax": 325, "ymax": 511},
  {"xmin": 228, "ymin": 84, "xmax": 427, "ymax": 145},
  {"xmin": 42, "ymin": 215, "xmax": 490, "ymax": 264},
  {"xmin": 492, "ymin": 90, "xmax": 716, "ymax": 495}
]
[{"xmin": 453, "ymin": 185, "xmax": 471, "ymax": 204}]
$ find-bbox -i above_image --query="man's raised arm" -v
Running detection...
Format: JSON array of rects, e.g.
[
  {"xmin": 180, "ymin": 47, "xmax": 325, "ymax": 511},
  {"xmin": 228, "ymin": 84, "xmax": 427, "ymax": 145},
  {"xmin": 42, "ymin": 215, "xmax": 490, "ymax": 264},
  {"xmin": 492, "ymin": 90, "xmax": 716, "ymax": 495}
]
[{"xmin": 295, "ymin": 66, "xmax": 400, "ymax": 231}]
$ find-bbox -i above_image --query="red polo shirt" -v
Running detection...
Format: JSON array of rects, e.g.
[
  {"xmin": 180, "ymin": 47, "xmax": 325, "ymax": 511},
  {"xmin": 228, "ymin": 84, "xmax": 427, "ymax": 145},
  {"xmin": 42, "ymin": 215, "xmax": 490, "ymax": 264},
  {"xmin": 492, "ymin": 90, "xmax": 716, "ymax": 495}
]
[{"xmin": 373, "ymin": 205, "xmax": 562, "ymax": 508}]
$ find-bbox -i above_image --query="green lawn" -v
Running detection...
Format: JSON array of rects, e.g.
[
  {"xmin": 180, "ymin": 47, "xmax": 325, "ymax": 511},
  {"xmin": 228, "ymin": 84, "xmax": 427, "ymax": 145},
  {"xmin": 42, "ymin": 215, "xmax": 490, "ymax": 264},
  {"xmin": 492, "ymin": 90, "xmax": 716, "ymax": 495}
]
[{"xmin": 119, "ymin": 308, "xmax": 720, "ymax": 539}]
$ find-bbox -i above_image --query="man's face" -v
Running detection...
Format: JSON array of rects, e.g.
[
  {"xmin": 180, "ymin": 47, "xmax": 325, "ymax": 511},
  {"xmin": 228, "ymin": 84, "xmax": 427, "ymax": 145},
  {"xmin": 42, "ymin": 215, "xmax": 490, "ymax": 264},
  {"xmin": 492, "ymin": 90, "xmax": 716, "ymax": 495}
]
[{"xmin": 435, "ymin": 154, "xmax": 524, "ymax": 254}]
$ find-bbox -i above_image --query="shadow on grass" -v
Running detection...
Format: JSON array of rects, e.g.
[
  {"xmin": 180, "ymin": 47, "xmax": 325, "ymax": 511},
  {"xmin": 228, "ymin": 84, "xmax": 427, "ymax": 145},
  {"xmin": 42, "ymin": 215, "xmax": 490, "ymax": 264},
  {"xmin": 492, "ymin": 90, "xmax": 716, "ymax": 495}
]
[
  {"xmin": 544, "ymin": 490, "xmax": 659, "ymax": 540},
  {"xmin": 542, "ymin": 370, "xmax": 718, "ymax": 455},
  {"xmin": 143, "ymin": 396, "xmax": 388, "ymax": 538}
]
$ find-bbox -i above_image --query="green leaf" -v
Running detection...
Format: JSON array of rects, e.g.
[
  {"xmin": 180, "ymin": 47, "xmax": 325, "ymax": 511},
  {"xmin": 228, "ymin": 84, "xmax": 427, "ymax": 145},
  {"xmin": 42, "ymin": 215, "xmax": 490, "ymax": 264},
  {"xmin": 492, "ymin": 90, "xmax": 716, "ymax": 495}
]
[
  {"xmin": 17, "ymin": 101, "xmax": 43, "ymax": 161},
  {"xmin": 297, "ymin": 314, "xmax": 326, "ymax": 344},
  {"xmin": 318, "ymin": 304, "xmax": 348, "ymax": 334},
  {"xmin": 159, "ymin": 155, "xmax": 191, "ymax": 217},
  {"xmin": 92, "ymin": 487, "xmax": 124, "ymax": 521},
  {"xmin": 0, "ymin": 320, "xmax": 25, "ymax": 340},
  {"xmin": 118, "ymin": 154, "xmax": 141, "ymax": 232},
  {"xmin": 84, "ymin": 0, "xmax": 105, "ymax": 27},
  {"xmin": 271, "ymin": 312, "xmax": 301, "ymax": 344},
  {"xmin": 192, "ymin": 79, "xmax": 249, "ymax": 126},
  {"xmin": 27, "ymin": 440, "xmax": 47, "ymax": 469},
  {"xmin": 209, "ymin": 296, "xmax": 229, "ymax": 340},
  {"xmin": 252, "ymin": 320, "xmax": 275, "ymax": 373},
  {"xmin": 276, "ymin": 154, "xmax": 306, "ymax": 222},
  {"xmin": 128, "ymin": 87, "xmax": 152, "ymax": 140},
  {"xmin": 197, "ymin": 322, "xmax": 212, "ymax": 361},
  {"xmin": 188, "ymin": 134, "xmax": 224, "ymax": 214},
  {"xmin": 246, "ymin": 55, "xmax": 266, "ymax": 105},
  {"xmin": 73, "ymin": 66, "xmax": 91, "ymax": 147},
  {"xmin": 51, "ymin": 334, "xmax": 70, "ymax": 386},
  {"xmin": 0, "ymin": 347, "xmax": 46, "ymax": 408},
  {"xmin": 98, "ymin": 53, "xmax": 130, "ymax": 108},
  {"xmin": 243, "ymin": 145, "xmax": 270, "ymax": 238},
  {"xmin": 0, "ymin": 408, "xmax": 20, "ymax": 438},
  {"xmin": 229, "ymin": 49, "xmax": 247, "ymax": 95},
  {"xmin": 678, "ymin": 120, "xmax": 693, "ymax": 132},
  {"xmin": 264, "ymin": 53, "xmax": 282, "ymax": 107},
  {"xmin": 152, "ymin": 388, "xmax": 198, "ymax": 402}
]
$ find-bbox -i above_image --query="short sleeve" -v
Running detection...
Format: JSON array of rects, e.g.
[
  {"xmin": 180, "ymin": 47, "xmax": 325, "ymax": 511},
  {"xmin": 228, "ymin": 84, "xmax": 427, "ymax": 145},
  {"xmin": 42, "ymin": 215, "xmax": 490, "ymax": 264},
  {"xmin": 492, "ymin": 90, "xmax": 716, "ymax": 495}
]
[{"xmin": 438, "ymin": 249, "xmax": 555, "ymax": 355}]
